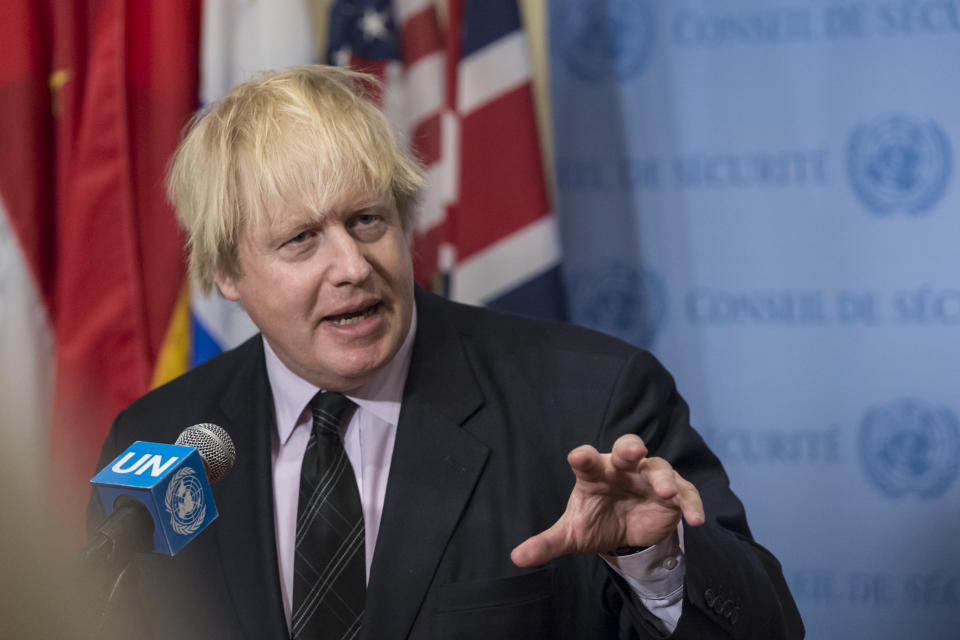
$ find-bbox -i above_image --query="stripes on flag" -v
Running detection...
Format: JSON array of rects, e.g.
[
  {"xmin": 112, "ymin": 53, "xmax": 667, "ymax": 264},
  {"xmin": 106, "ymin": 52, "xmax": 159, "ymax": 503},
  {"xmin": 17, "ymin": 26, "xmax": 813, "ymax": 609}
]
[
  {"xmin": 330, "ymin": 0, "xmax": 565, "ymax": 320},
  {"xmin": 328, "ymin": 0, "xmax": 453, "ymax": 290},
  {"xmin": 445, "ymin": 0, "xmax": 565, "ymax": 318}
]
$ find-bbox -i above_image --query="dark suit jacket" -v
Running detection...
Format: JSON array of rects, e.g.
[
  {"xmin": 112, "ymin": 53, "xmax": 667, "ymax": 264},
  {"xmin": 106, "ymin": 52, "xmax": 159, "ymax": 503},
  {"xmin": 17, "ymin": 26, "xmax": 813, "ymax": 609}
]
[{"xmin": 90, "ymin": 289, "xmax": 803, "ymax": 639}]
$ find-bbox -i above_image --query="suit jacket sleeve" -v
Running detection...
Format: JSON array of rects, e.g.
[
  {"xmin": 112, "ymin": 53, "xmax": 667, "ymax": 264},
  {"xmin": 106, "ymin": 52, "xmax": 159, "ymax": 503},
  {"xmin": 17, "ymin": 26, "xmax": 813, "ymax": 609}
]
[{"xmin": 595, "ymin": 348, "xmax": 804, "ymax": 639}]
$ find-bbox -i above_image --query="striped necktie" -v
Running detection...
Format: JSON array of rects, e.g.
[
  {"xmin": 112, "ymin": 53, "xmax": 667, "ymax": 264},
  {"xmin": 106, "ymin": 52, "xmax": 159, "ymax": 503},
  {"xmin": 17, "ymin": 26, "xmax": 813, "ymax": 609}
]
[{"xmin": 291, "ymin": 392, "xmax": 365, "ymax": 640}]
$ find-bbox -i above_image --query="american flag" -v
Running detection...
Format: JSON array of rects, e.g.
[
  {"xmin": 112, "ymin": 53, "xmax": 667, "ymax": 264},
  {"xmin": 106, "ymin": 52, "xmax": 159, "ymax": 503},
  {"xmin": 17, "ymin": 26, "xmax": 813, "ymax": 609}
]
[{"xmin": 329, "ymin": 0, "xmax": 566, "ymax": 319}]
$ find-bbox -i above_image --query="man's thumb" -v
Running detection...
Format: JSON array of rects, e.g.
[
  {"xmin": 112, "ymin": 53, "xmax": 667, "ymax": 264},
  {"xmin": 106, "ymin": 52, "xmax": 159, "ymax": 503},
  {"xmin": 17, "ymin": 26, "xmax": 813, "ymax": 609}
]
[{"xmin": 510, "ymin": 524, "xmax": 566, "ymax": 567}]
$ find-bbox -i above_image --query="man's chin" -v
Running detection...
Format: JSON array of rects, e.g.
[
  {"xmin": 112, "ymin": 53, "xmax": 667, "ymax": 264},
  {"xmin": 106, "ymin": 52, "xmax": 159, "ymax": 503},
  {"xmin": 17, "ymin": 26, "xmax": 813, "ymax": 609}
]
[{"xmin": 319, "ymin": 355, "xmax": 391, "ymax": 391}]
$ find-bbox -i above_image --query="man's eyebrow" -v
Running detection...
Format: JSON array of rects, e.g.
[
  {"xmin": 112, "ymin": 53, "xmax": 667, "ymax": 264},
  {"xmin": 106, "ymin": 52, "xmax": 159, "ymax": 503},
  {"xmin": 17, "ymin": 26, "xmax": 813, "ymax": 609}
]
[
  {"xmin": 263, "ymin": 214, "xmax": 323, "ymax": 240},
  {"xmin": 346, "ymin": 198, "xmax": 389, "ymax": 212},
  {"xmin": 262, "ymin": 194, "xmax": 390, "ymax": 234}
]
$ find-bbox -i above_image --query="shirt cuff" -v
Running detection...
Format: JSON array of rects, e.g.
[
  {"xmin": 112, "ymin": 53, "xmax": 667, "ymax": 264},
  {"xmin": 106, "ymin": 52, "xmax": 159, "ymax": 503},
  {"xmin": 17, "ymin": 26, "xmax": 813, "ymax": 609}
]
[{"xmin": 600, "ymin": 522, "xmax": 685, "ymax": 634}]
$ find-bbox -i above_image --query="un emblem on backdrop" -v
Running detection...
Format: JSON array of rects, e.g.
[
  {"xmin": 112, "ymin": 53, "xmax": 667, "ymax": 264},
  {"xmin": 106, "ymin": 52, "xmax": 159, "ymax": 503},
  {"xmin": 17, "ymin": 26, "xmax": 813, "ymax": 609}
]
[
  {"xmin": 859, "ymin": 398, "xmax": 960, "ymax": 498},
  {"xmin": 571, "ymin": 263, "xmax": 666, "ymax": 348},
  {"xmin": 554, "ymin": 0, "xmax": 655, "ymax": 82},
  {"xmin": 847, "ymin": 115, "xmax": 952, "ymax": 214}
]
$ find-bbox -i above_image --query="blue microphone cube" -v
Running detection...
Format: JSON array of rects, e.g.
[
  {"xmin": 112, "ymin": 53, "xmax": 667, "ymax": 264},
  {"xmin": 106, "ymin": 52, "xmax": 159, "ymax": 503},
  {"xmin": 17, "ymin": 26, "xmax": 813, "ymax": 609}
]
[{"xmin": 91, "ymin": 441, "xmax": 219, "ymax": 555}]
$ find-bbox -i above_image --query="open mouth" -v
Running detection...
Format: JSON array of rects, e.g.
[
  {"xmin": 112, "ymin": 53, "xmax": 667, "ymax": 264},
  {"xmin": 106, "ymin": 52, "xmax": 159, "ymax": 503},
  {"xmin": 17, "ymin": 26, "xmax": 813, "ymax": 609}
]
[{"xmin": 325, "ymin": 303, "xmax": 380, "ymax": 326}]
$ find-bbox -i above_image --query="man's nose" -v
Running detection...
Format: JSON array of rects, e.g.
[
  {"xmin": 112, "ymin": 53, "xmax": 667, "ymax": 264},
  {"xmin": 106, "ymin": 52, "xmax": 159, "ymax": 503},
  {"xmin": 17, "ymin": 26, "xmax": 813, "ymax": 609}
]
[{"xmin": 326, "ymin": 228, "xmax": 373, "ymax": 285}]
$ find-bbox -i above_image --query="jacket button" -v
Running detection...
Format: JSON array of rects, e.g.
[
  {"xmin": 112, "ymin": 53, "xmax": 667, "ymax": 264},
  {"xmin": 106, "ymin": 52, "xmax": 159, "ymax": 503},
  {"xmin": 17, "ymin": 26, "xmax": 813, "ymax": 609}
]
[{"xmin": 704, "ymin": 588, "xmax": 717, "ymax": 607}]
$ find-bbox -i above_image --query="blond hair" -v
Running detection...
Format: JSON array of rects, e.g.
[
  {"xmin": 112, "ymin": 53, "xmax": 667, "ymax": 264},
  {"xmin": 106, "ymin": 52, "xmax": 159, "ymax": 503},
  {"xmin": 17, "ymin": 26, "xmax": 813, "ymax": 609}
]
[{"xmin": 167, "ymin": 65, "xmax": 424, "ymax": 294}]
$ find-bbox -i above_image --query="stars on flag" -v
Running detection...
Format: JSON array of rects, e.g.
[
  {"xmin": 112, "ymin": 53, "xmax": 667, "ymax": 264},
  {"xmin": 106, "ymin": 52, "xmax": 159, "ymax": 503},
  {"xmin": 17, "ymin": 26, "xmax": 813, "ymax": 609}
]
[{"xmin": 359, "ymin": 8, "xmax": 389, "ymax": 41}]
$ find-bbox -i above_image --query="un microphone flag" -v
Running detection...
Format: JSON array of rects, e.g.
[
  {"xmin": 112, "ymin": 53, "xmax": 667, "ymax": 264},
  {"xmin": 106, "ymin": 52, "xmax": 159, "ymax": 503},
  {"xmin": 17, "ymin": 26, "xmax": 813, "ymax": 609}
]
[{"xmin": 91, "ymin": 441, "xmax": 217, "ymax": 556}]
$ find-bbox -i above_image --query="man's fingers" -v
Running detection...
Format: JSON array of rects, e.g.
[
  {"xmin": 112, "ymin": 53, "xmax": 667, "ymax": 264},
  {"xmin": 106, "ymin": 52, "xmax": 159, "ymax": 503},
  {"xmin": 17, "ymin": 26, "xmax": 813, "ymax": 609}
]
[
  {"xmin": 568, "ymin": 441, "xmax": 702, "ymax": 526},
  {"xmin": 636, "ymin": 460, "xmax": 705, "ymax": 525},
  {"xmin": 510, "ymin": 522, "xmax": 568, "ymax": 567},
  {"xmin": 677, "ymin": 477, "xmax": 705, "ymax": 526},
  {"xmin": 623, "ymin": 457, "xmax": 704, "ymax": 526},
  {"xmin": 640, "ymin": 458, "xmax": 680, "ymax": 499},
  {"xmin": 567, "ymin": 445, "xmax": 604, "ymax": 481},
  {"xmin": 610, "ymin": 434, "xmax": 648, "ymax": 470}
]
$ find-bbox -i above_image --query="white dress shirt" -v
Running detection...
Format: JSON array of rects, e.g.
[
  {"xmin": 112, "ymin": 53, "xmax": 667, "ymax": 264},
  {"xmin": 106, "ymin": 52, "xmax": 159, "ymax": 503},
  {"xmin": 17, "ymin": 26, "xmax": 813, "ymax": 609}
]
[{"xmin": 265, "ymin": 307, "xmax": 685, "ymax": 633}]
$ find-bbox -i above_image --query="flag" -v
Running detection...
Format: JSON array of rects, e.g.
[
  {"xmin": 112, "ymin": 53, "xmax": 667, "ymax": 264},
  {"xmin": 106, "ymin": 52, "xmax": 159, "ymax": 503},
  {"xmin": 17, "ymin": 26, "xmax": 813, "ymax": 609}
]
[
  {"xmin": 328, "ymin": 0, "xmax": 453, "ymax": 290},
  {"xmin": 193, "ymin": 0, "xmax": 565, "ymax": 369},
  {"xmin": 0, "ymin": 0, "xmax": 200, "ymax": 538},
  {"xmin": 190, "ymin": 0, "xmax": 316, "ymax": 362},
  {"xmin": 446, "ymin": 0, "xmax": 565, "ymax": 319},
  {"xmin": 0, "ymin": 0, "xmax": 56, "ymax": 513},
  {"xmin": 329, "ymin": 0, "xmax": 565, "ymax": 320}
]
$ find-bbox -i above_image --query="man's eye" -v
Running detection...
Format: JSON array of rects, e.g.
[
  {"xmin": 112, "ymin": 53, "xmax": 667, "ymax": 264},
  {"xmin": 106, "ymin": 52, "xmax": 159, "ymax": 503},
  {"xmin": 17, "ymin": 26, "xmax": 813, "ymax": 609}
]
[
  {"xmin": 288, "ymin": 231, "xmax": 310, "ymax": 244},
  {"xmin": 349, "ymin": 213, "xmax": 387, "ymax": 239}
]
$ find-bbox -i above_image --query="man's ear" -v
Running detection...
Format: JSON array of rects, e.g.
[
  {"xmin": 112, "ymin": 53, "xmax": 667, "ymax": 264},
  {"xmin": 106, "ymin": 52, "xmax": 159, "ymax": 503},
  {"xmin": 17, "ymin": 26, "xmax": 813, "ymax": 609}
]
[{"xmin": 215, "ymin": 273, "xmax": 241, "ymax": 301}]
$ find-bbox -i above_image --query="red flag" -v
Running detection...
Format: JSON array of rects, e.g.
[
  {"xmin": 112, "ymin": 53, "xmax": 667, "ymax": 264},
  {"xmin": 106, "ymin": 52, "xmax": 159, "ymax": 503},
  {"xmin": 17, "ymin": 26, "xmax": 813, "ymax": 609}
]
[{"xmin": 0, "ymin": 1, "xmax": 200, "ymax": 540}]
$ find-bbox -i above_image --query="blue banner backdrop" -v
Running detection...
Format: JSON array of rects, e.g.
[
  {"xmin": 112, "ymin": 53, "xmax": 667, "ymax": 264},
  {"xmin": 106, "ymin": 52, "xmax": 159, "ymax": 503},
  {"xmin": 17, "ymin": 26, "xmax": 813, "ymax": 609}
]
[{"xmin": 548, "ymin": 1, "xmax": 960, "ymax": 638}]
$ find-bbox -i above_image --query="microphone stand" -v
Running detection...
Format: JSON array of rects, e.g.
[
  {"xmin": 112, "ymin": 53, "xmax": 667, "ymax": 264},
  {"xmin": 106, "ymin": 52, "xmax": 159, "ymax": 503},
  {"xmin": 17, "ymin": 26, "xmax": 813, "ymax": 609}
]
[{"xmin": 78, "ymin": 496, "xmax": 154, "ymax": 639}]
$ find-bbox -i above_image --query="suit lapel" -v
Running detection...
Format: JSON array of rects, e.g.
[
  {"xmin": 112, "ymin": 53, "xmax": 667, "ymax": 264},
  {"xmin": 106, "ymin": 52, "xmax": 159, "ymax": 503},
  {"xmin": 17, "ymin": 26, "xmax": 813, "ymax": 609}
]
[
  {"xmin": 212, "ymin": 338, "xmax": 290, "ymax": 639},
  {"xmin": 361, "ymin": 291, "xmax": 488, "ymax": 640}
]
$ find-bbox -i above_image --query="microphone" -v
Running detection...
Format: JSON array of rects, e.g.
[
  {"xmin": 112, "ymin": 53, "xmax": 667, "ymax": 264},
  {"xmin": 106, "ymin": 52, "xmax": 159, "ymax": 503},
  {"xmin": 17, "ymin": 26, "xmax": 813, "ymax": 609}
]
[{"xmin": 86, "ymin": 424, "xmax": 236, "ymax": 564}]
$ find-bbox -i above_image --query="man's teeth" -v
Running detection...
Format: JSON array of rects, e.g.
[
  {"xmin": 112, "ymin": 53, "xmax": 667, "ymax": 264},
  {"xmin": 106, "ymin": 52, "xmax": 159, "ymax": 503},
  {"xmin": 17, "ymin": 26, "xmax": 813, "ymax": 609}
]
[{"xmin": 329, "ymin": 306, "xmax": 376, "ymax": 325}]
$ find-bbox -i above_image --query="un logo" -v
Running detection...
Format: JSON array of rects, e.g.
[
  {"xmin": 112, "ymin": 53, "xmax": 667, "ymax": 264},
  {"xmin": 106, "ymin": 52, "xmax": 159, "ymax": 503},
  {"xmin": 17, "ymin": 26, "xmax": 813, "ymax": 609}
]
[
  {"xmin": 165, "ymin": 467, "xmax": 207, "ymax": 535},
  {"xmin": 847, "ymin": 115, "xmax": 952, "ymax": 215},
  {"xmin": 571, "ymin": 263, "xmax": 666, "ymax": 348},
  {"xmin": 554, "ymin": 0, "xmax": 655, "ymax": 82},
  {"xmin": 859, "ymin": 398, "xmax": 960, "ymax": 498}
]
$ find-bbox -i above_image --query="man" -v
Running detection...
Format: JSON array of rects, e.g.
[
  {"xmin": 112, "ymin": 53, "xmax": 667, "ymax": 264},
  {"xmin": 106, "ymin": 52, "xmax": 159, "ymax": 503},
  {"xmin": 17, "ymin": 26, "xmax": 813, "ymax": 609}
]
[{"xmin": 90, "ymin": 66, "xmax": 803, "ymax": 639}]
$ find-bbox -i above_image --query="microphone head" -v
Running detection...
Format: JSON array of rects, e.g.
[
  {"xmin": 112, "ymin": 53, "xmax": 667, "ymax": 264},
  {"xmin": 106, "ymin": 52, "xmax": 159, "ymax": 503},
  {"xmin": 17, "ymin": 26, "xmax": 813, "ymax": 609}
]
[{"xmin": 175, "ymin": 423, "xmax": 236, "ymax": 484}]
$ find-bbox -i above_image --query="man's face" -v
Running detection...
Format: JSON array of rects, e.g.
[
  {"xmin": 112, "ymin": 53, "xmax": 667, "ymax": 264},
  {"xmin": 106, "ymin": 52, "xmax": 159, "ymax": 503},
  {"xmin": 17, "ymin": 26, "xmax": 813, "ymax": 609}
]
[{"xmin": 216, "ymin": 187, "xmax": 414, "ymax": 392}]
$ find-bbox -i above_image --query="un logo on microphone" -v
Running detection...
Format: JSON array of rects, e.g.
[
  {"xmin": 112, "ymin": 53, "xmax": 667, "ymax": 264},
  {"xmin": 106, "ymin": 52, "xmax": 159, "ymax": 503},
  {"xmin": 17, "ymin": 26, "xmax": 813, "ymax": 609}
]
[
  {"xmin": 847, "ymin": 115, "xmax": 952, "ymax": 215},
  {"xmin": 554, "ymin": 0, "xmax": 655, "ymax": 82},
  {"xmin": 859, "ymin": 398, "xmax": 960, "ymax": 499},
  {"xmin": 571, "ymin": 263, "xmax": 666, "ymax": 348},
  {"xmin": 165, "ymin": 467, "xmax": 207, "ymax": 535}
]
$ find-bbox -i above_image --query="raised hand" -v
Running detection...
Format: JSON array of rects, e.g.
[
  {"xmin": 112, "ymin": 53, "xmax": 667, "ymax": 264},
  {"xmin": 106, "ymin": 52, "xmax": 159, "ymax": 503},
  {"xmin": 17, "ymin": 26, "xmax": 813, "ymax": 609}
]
[{"xmin": 511, "ymin": 434, "xmax": 704, "ymax": 567}]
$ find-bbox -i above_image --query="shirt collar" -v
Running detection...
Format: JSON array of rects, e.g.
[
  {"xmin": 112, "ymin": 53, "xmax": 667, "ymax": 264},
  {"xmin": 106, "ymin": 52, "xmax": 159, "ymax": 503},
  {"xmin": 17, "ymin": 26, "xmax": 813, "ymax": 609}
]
[{"xmin": 265, "ymin": 306, "xmax": 417, "ymax": 447}]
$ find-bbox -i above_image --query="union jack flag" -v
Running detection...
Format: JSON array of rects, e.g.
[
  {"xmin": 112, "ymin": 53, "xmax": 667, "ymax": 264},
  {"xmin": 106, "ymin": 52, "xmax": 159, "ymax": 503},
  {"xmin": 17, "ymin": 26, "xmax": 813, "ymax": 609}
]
[{"xmin": 329, "ymin": 0, "xmax": 566, "ymax": 319}]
